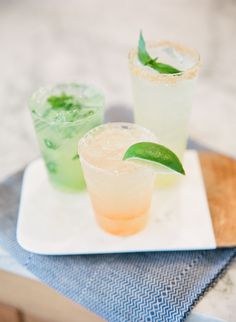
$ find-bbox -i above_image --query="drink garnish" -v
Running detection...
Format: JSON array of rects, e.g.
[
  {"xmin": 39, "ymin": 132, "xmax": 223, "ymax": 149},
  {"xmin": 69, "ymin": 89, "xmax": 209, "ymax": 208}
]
[
  {"xmin": 46, "ymin": 161, "xmax": 58, "ymax": 173},
  {"xmin": 47, "ymin": 92, "xmax": 81, "ymax": 110},
  {"xmin": 72, "ymin": 154, "xmax": 80, "ymax": 160},
  {"xmin": 138, "ymin": 31, "xmax": 182, "ymax": 74},
  {"xmin": 123, "ymin": 142, "xmax": 185, "ymax": 175},
  {"xmin": 44, "ymin": 139, "xmax": 58, "ymax": 150}
]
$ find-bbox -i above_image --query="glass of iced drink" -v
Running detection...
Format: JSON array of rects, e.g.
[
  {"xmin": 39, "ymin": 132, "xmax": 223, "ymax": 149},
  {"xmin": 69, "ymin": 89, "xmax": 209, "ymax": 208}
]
[
  {"xmin": 129, "ymin": 38, "xmax": 200, "ymax": 185},
  {"xmin": 29, "ymin": 83, "xmax": 104, "ymax": 192},
  {"xmin": 78, "ymin": 122, "xmax": 157, "ymax": 236}
]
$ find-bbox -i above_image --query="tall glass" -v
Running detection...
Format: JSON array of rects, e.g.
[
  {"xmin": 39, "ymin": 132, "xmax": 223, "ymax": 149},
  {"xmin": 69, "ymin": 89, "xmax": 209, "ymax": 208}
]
[
  {"xmin": 78, "ymin": 122, "xmax": 156, "ymax": 236},
  {"xmin": 129, "ymin": 41, "xmax": 200, "ymax": 186},
  {"xmin": 29, "ymin": 83, "xmax": 104, "ymax": 192}
]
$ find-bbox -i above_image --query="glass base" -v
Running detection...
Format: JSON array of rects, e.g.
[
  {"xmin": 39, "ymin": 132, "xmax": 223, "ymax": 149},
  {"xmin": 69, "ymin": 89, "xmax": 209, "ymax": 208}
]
[{"xmin": 95, "ymin": 211, "xmax": 150, "ymax": 236}]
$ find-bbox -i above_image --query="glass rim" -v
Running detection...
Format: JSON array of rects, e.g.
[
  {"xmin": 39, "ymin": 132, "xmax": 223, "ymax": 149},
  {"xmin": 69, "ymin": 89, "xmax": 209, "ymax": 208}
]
[
  {"xmin": 128, "ymin": 40, "xmax": 201, "ymax": 84},
  {"xmin": 78, "ymin": 122, "xmax": 157, "ymax": 175},
  {"xmin": 29, "ymin": 83, "xmax": 105, "ymax": 126}
]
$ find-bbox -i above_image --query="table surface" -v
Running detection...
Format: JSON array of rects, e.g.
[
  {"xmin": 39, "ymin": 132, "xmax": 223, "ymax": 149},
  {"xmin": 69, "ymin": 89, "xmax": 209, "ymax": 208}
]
[{"xmin": 0, "ymin": 1, "xmax": 236, "ymax": 321}]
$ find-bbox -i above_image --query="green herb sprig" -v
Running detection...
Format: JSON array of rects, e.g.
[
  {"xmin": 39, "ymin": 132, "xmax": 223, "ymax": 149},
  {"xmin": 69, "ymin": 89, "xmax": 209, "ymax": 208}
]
[
  {"xmin": 47, "ymin": 93, "xmax": 81, "ymax": 110},
  {"xmin": 138, "ymin": 32, "xmax": 181, "ymax": 74}
]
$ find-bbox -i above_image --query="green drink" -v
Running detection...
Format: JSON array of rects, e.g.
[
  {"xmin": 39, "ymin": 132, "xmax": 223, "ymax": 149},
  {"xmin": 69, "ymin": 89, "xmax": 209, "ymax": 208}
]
[{"xmin": 29, "ymin": 83, "xmax": 104, "ymax": 192}]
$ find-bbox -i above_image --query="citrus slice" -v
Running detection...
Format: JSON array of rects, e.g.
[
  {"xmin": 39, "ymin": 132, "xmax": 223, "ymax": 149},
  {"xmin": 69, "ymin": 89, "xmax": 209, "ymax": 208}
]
[{"xmin": 123, "ymin": 142, "xmax": 185, "ymax": 175}]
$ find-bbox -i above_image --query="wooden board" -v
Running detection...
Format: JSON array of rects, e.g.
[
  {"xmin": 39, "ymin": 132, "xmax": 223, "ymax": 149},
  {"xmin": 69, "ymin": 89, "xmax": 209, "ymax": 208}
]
[
  {"xmin": 0, "ymin": 303, "xmax": 21, "ymax": 322},
  {"xmin": 199, "ymin": 152, "xmax": 236, "ymax": 247},
  {"xmin": 0, "ymin": 270, "xmax": 103, "ymax": 322}
]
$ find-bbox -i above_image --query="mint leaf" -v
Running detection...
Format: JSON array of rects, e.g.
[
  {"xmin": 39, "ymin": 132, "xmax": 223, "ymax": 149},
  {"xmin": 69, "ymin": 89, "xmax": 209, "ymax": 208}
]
[
  {"xmin": 138, "ymin": 31, "xmax": 152, "ymax": 65},
  {"xmin": 149, "ymin": 60, "xmax": 182, "ymax": 74},
  {"xmin": 46, "ymin": 161, "xmax": 57, "ymax": 173},
  {"xmin": 72, "ymin": 154, "xmax": 80, "ymax": 160},
  {"xmin": 44, "ymin": 139, "xmax": 58, "ymax": 150},
  {"xmin": 47, "ymin": 93, "xmax": 81, "ymax": 111},
  {"xmin": 48, "ymin": 93, "xmax": 73, "ymax": 108},
  {"xmin": 138, "ymin": 32, "xmax": 182, "ymax": 74}
]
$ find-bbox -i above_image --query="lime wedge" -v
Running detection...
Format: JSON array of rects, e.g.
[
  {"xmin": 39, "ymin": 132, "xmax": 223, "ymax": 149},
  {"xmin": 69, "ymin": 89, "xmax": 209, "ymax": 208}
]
[{"xmin": 123, "ymin": 142, "xmax": 185, "ymax": 175}]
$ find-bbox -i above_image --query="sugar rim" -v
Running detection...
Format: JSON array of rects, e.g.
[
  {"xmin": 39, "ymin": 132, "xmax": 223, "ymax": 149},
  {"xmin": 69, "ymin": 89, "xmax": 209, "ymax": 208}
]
[
  {"xmin": 128, "ymin": 40, "xmax": 201, "ymax": 84},
  {"xmin": 29, "ymin": 83, "xmax": 105, "ymax": 126},
  {"xmin": 78, "ymin": 122, "xmax": 157, "ymax": 175}
]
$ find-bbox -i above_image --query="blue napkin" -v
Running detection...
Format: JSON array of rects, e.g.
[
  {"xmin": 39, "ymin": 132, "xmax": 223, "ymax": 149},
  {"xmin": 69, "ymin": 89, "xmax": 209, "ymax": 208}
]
[{"xmin": 0, "ymin": 170, "xmax": 235, "ymax": 322}]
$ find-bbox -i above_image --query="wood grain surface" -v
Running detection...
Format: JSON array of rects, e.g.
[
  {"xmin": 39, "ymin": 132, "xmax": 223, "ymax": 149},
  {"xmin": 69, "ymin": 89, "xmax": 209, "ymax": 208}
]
[
  {"xmin": 0, "ymin": 270, "xmax": 103, "ymax": 322},
  {"xmin": 0, "ymin": 303, "xmax": 21, "ymax": 322},
  {"xmin": 199, "ymin": 152, "xmax": 236, "ymax": 247}
]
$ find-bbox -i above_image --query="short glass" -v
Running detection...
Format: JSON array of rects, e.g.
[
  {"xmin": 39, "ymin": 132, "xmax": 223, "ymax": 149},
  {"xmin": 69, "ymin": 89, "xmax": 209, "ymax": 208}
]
[
  {"xmin": 29, "ymin": 83, "xmax": 104, "ymax": 192},
  {"xmin": 78, "ymin": 122, "xmax": 156, "ymax": 236},
  {"xmin": 129, "ymin": 41, "xmax": 200, "ymax": 186}
]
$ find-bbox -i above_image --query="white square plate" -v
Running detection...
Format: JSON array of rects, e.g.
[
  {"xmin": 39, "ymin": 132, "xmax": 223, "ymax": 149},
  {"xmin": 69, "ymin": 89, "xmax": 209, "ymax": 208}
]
[{"xmin": 17, "ymin": 151, "xmax": 216, "ymax": 254}]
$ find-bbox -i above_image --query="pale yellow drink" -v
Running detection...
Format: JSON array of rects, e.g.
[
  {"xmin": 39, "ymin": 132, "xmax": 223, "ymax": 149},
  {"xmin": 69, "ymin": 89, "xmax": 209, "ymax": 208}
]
[
  {"xmin": 78, "ymin": 122, "xmax": 156, "ymax": 236},
  {"xmin": 129, "ymin": 41, "xmax": 200, "ymax": 186}
]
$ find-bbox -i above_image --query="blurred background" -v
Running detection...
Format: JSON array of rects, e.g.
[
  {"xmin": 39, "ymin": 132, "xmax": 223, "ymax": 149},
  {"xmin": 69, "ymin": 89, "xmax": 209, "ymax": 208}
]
[{"xmin": 0, "ymin": 0, "xmax": 235, "ymax": 179}]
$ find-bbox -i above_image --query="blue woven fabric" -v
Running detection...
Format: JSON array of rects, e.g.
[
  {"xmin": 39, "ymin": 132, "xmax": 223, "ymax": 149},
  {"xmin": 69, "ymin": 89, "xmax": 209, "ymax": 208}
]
[{"xmin": 0, "ymin": 171, "xmax": 235, "ymax": 322}]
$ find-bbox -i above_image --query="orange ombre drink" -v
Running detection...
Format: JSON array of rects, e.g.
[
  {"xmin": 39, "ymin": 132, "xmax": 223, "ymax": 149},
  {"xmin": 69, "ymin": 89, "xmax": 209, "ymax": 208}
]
[{"xmin": 78, "ymin": 122, "xmax": 156, "ymax": 236}]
